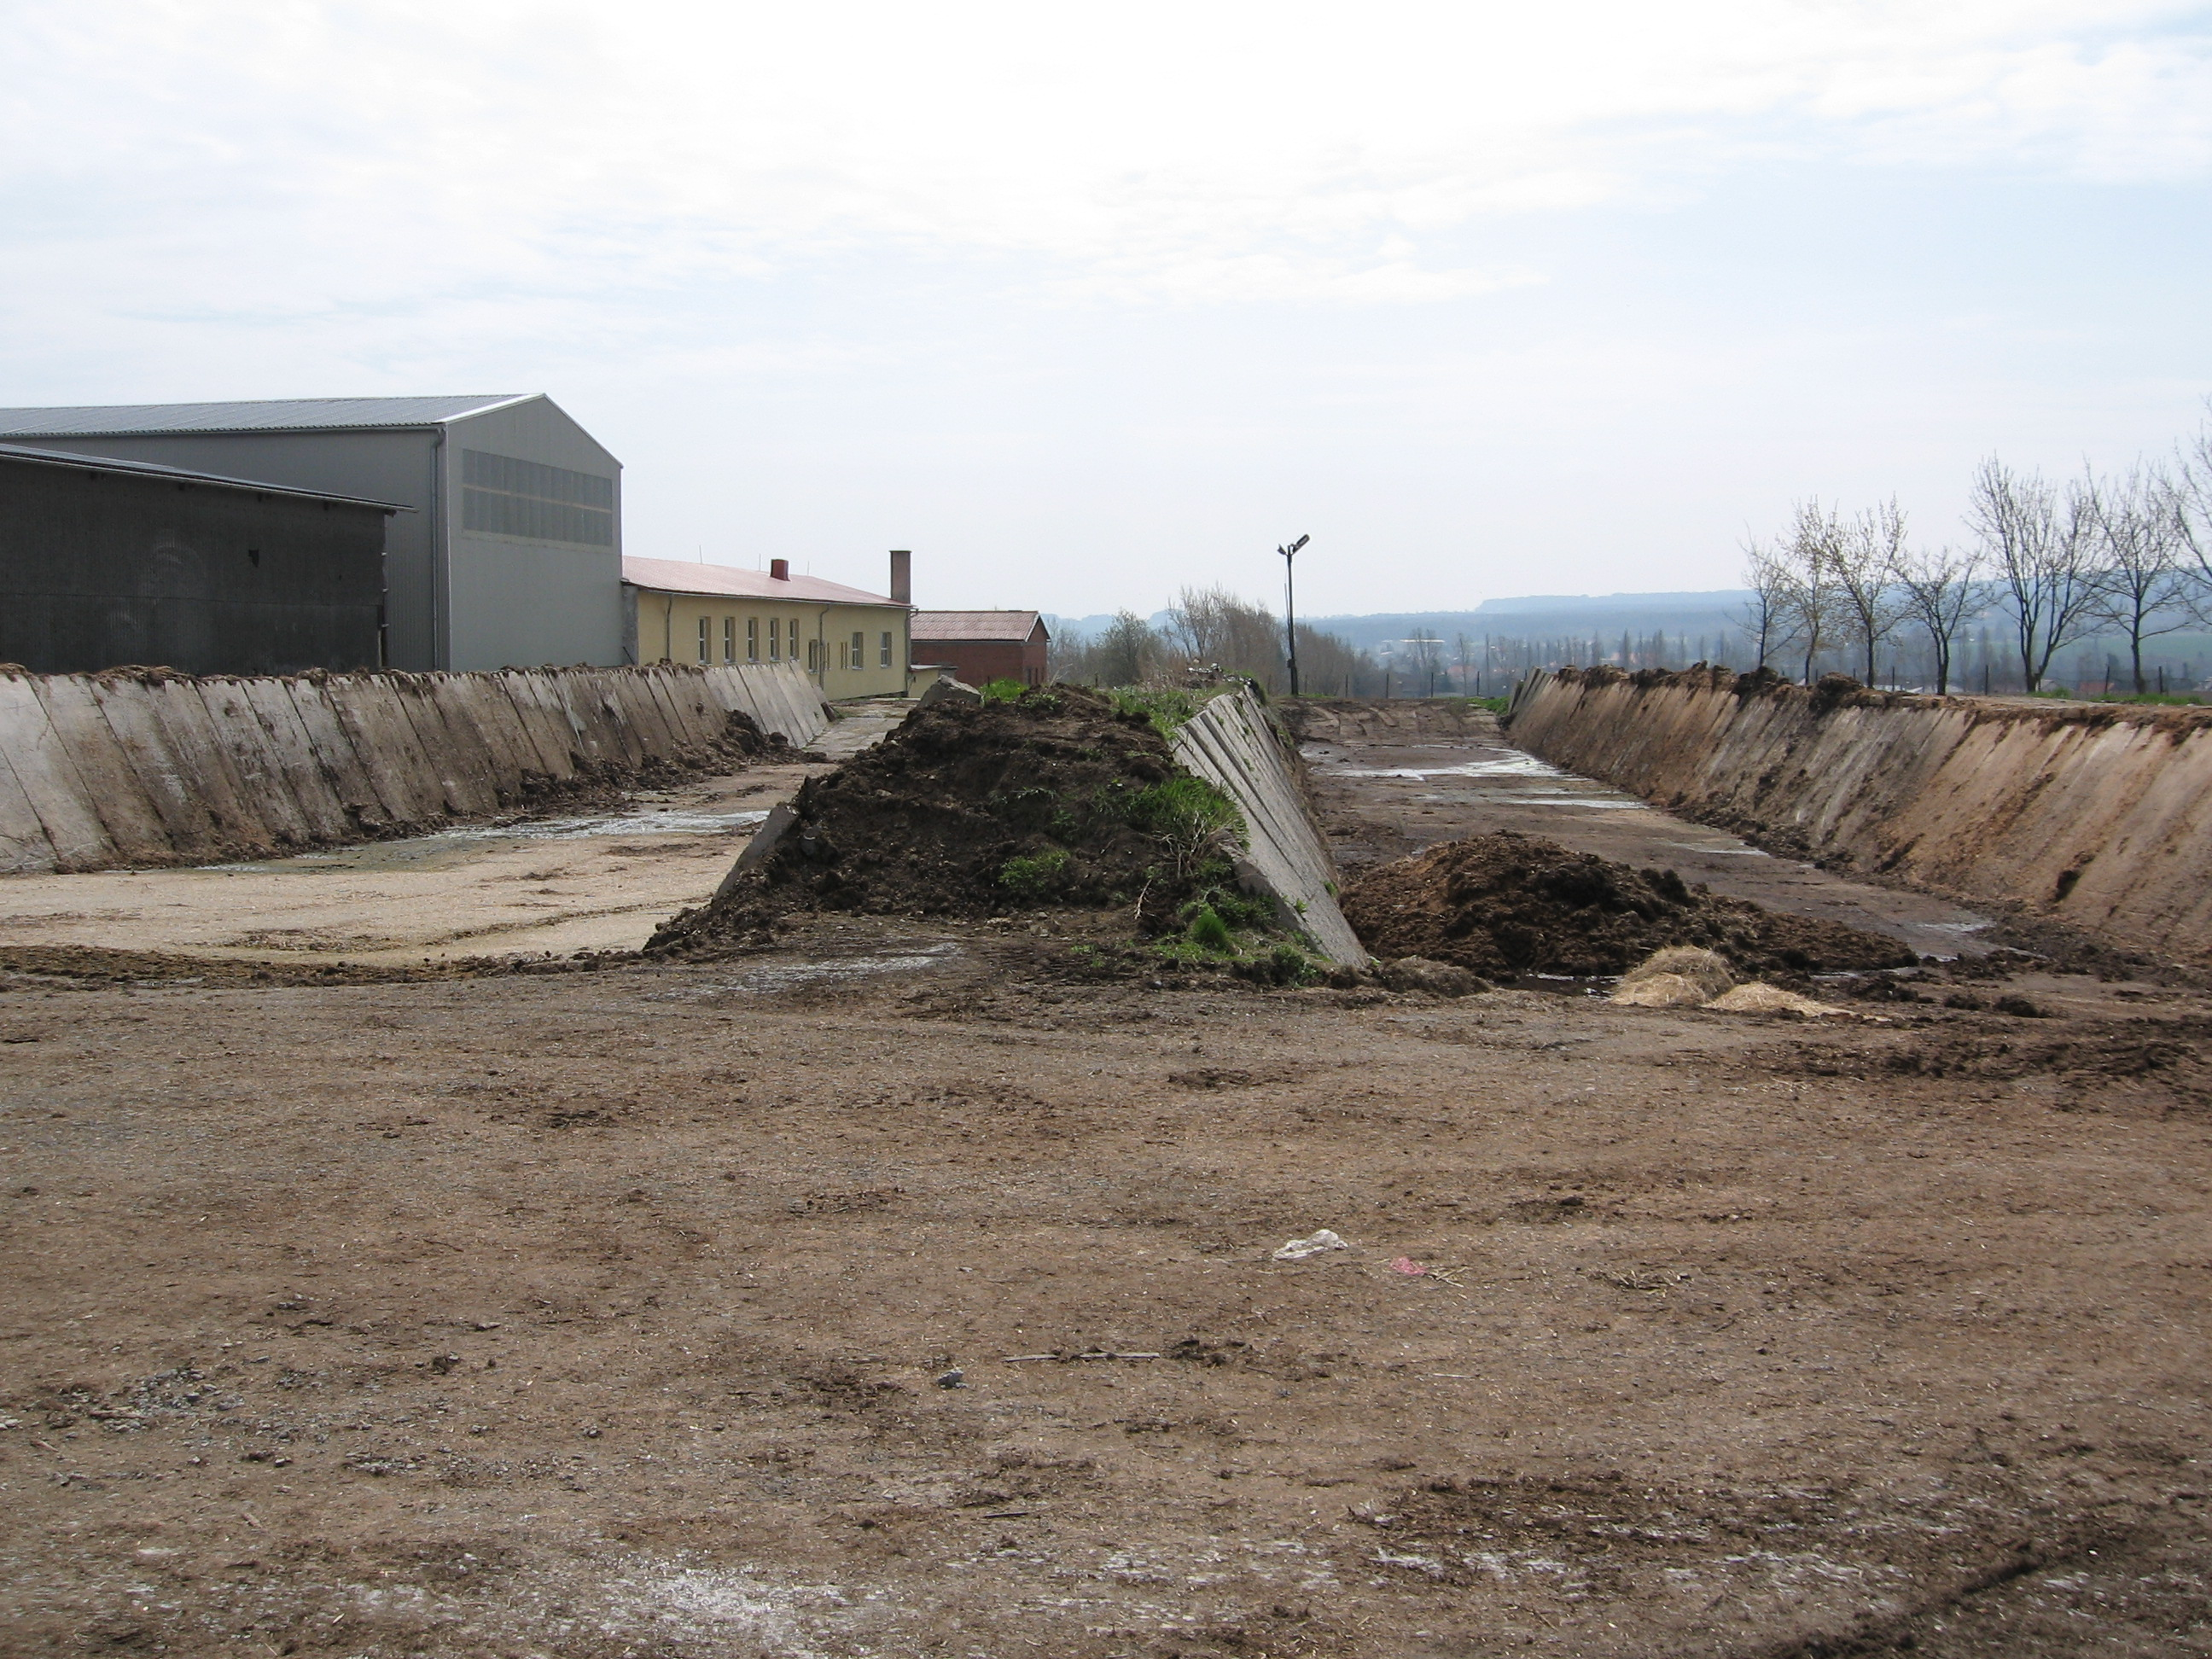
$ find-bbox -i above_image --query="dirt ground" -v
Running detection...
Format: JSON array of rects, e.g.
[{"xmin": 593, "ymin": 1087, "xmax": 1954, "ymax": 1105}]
[{"xmin": 3, "ymin": 700, "xmax": 2209, "ymax": 1657}]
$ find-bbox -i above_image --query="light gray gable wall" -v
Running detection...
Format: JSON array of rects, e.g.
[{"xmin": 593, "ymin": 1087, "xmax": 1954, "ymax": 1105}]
[
  {"xmin": 441, "ymin": 397, "xmax": 623, "ymax": 671},
  {"xmin": 0, "ymin": 428, "xmax": 440, "ymax": 668}
]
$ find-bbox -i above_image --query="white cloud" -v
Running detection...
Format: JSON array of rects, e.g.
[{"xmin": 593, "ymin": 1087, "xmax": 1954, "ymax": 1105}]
[
  {"xmin": 5, "ymin": 1, "xmax": 2207, "ymax": 313},
  {"xmin": 4, "ymin": 2, "xmax": 2207, "ymax": 619}
]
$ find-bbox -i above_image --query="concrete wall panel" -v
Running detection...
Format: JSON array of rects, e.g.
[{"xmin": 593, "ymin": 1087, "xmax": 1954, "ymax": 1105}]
[
  {"xmin": 654, "ymin": 667, "xmax": 726, "ymax": 749},
  {"xmin": 195, "ymin": 678, "xmax": 315, "ymax": 848},
  {"xmin": 31, "ymin": 676, "xmax": 173, "ymax": 863},
  {"xmin": 496, "ymin": 672, "xmax": 581, "ymax": 777},
  {"xmin": 433, "ymin": 675, "xmax": 538, "ymax": 793},
  {"xmin": 0, "ymin": 739, "xmax": 55, "ymax": 873},
  {"xmin": 84, "ymin": 678, "xmax": 227, "ymax": 859},
  {"xmin": 1170, "ymin": 688, "xmax": 1365, "ymax": 965},
  {"xmin": 602, "ymin": 671, "xmax": 680, "ymax": 760},
  {"xmin": 282, "ymin": 679, "xmax": 387, "ymax": 828},
  {"xmin": 621, "ymin": 669, "xmax": 685, "ymax": 757},
  {"xmin": 0, "ymin": 675, "xmax": 120, "ymax": 869},
  {"xmin": 238, "ymin": 678, "xmax": 352, "ymax": 841},
  {"xmin": 322, "ymin": 676, "xmax": 439, "ymax": 825},
  {"xmin": 553, "ymin": 671, "xmax": 618, "ymax": 764},
  {"xmin": 142, "ymin": 678, "xmax": 274, "ymax": 849},
  {"xmin": 390, "ymin": 676, "xmax": 501, "ymax": 818}
]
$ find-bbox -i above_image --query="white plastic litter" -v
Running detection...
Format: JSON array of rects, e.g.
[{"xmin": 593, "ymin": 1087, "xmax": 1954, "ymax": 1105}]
[{"xmin": 1272, "ymin": 1229, "xmax": 1350, "ymax": 1261}]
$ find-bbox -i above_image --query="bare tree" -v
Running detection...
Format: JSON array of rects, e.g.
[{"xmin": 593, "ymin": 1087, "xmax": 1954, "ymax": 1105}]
[
  {"xmin": 1406, "ymin": 630, "xmax": 1444, "ymax": 695},
  {"xmin": 1889, "ymin": 540, "xmax": 1981, "ymax": 696},
  {"xmin": 2173, "ymin": 410, "xmax": 2212, "ymax": 598},
  {"xmin": 1162, "ymin": 587, "xmax": 1231, "ymax": 666},
  {"xmin": 1831, "ymin": 498, "xmax": 1912, "ymax": 686},
  {"xmin": 2088, "ymin": 463, "xmax": 2196, "ymax": 695},
  {"xmin": 1164, "ymin": 586, "xmax": 1288, "ymax": 690},
  {"xmin": 1292, "ymin": 625, "xmax": 1382, "ymax": 696},
  {"xmin": 1056, "ymin": 597, "xmax": 1379, "ymax": 694},
  {"xmin": 1778, "ymin": 500, "xmax": 1844, "ymax": 684},
  {"xmin": 1968, "ymin": 457, "xmax": 2102, "ymax": 695},
  {"xmin": 1738, "ymin": 537, "xmax": 1794, "ymax": 671}
]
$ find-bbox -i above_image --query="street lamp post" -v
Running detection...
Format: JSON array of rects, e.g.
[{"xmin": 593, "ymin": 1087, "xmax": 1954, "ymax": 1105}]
[{"xmin": 1278, "ymin": 533, "xmax": 1310, "ymax": 696}]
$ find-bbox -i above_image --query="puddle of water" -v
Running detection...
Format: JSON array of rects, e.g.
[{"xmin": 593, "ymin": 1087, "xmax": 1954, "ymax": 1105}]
[
  {"xmin": 1328, "ymin": 754, "xmax": 1566, "ymax": 780},
  {"xmin": 1414, "ymin": 790, "xmax": 1650, "ymax": 810},
  {"xmin": 204, "ymin": 808, "xmax": 771, "ymax": 875},
  {"xmin": 1512, "ymin": 973, "xmax": 1615, "ymax": 998},
  {"xmin": 649, "ymin": 942, "xmax": 962, "ymax": 998}
]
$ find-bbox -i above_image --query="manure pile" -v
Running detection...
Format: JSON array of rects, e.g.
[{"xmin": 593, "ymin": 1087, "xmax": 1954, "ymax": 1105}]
[
  {"xmin": 1342, "ymin": 831, "xmax": 1915, "ymax": 978},
  {"xmin": 651, "ymin": 685, "xmax": 1236, "ymax": 952}
]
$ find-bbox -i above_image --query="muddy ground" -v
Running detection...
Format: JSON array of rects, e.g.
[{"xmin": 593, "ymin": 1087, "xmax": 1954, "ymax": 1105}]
[{"xmin": 3, "ymin": 701, "xmax": 2209, "ymax": 1657}]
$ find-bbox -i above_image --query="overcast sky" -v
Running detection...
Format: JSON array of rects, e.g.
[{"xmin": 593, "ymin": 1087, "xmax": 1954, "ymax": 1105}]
[{"xmin": 6, "ymin": 3, "xmax": 2209, "ymax": 617}]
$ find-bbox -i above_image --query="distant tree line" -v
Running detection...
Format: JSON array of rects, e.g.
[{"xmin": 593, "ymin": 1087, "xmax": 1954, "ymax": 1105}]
[
  {"xmin": 1742, "ymin": 408, "xmax": 2212, "ymax": 696},
  {"xmin": 1049, "ymin": 586, "xmax": 1395, "ymax": 696},
  {"xmin": 1049, "ymin": 409, "xmax": 2212, "ymax": 701}
]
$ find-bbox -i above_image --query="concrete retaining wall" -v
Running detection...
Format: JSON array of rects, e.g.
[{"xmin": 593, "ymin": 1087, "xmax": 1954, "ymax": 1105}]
[
  {"xmin": 0, "ymin": 662, "xmax": 830, "ymax": 875},
  {"xmin": 1170, "ymin": 687, "xmax": 1367, "ymax": 965},
  {"xmin": 1507, "ymin": 667, "xmax": 2212, "ymax": 961}
]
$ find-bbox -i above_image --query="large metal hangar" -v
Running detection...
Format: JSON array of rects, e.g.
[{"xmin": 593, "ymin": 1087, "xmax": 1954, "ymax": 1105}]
[
  {"xmin": 0, "ymin": 394, "xmax": 624, "ymax": 672},
  {"xmin": 0, "ymin": 442, "xmax": 398, "ymax": 678}
]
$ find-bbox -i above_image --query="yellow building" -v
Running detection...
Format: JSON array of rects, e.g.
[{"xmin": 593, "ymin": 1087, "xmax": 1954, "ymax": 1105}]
[{"xmin": 622, "ymin": 555, "xmax": 912, "ymax": 699}]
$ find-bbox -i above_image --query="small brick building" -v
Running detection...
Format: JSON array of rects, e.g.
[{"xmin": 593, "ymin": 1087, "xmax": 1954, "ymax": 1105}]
[{"xmin": 909, "ymin": 610, "xmax": 1050, "ymax": 688}]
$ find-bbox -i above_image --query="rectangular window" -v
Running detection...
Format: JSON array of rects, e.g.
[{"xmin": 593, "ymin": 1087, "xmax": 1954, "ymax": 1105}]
[
  {"xmin": 879, "ymin": 631, "xmax": 892, "ymax": 668},
  {"xmin": 768, "ymin": 617, "xmax": 779, "ymax": 661},
  {"xmin": 747, "ymin": 618, "xmax": 759, "ymax": 661},
  {"xmin": 459, "ymin": 449, "xmax": 616, "ymax": 547},
  {"xmin": 723, "ymin": 616, "xmax": 735, "ymax": 663},
  {"xmin": 696, "ymin": 615, "xmax": 710, "ymax": 663},
  {"xmin": 852, "ymin": 630, "xmax": 864, "ymax": 671}
]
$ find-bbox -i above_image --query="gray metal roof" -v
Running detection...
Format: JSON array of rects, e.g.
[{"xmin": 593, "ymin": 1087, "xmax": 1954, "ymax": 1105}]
[
  {"xmin": 0, "ymin": 394, "xmax": 533, "ymax": 438},
  {"xmin": 0, "ymin": 441, "xmax": 407, "ymax": 509}
]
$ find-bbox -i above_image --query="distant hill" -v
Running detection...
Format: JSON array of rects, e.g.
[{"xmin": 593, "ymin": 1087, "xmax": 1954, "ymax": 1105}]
[
  {"xmin": 1304, "ymin": 592, "xmax": 1752, "ymax": 652},
  {"xmin": 1046, "ymin": 592, "xmax": 1753, "ymax": 649},
  {"xmin": 1041, "ymin": 611, "xmax": 1173, "ymax": 641}
]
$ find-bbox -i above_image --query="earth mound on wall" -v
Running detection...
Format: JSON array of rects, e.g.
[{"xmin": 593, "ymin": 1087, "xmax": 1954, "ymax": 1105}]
[
  {"xmin": 650, "ymin": 685, "xmax": 1237, "ymax": 952},
  {"xmin": 1341, "ymin": 831, "xmax": 1917, "ymax": 978}
]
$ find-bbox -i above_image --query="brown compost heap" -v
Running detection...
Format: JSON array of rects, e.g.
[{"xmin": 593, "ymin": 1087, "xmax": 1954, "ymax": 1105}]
[
  {"xmin": 650, "ymin": 685, "xmax": 1234, "ymax": 952},
  {"xmin": 1342, "ymin": 831, "xmax": 1918, "ymax": 978}
]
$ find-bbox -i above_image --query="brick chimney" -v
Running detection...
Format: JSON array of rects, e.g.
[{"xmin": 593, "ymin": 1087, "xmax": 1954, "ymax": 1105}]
[
  {"xmin": 888, "ymin": 549, "xmax": 911, "ymax": 606},
  {"xmin": 769, "ymin": 557, "xmax": 789, "ymax": 581}
]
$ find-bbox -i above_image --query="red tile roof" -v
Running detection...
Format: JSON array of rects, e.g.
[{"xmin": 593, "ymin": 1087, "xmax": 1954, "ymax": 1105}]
[
  {"xmin": 910, "ymin": 609, "xmax": 1047, "ymax": 642},
  {"xmin": 622, "ymin": 556, "xmax": 899, "ymax": 608}
]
